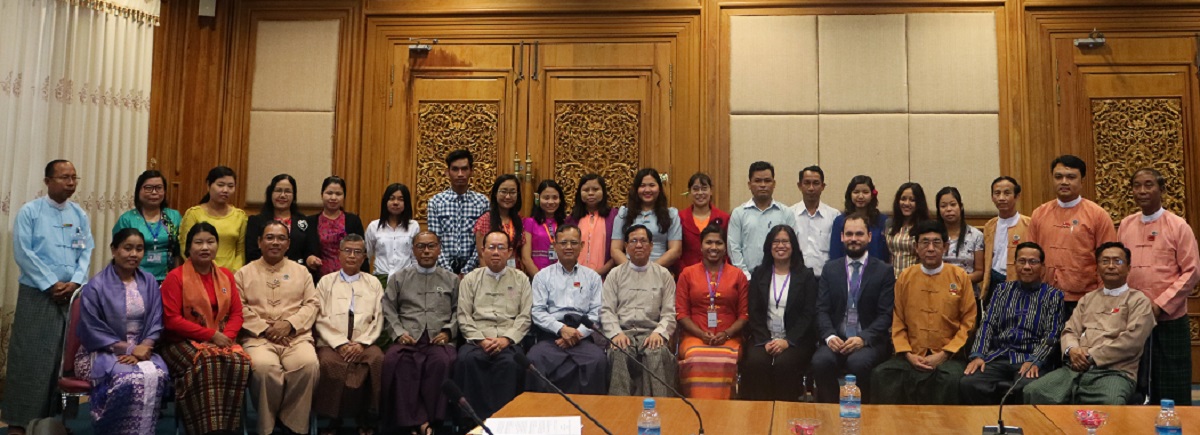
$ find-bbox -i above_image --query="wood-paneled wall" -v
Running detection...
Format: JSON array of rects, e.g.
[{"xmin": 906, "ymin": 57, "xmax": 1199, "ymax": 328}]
[{"xmin": 148, "ymin": 0, "xmax": 1200, "ymax": 215}]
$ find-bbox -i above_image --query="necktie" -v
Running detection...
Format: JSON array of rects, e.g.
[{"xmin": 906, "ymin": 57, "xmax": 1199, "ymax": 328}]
[{"xmin": 845, "ymin": 261, "xmax": 862, "ymax": 337}]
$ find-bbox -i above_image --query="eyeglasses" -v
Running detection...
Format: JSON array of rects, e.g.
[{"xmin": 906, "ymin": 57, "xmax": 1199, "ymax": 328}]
[
  {"xmin": 263, "ymin": 234, "xmax": 289, "ymax": 242},
  {"xmin": 52, "ymin": 175, "xmax": 81, "ymax": 182},
  {"xmin": 1099, "ymin": 258, "xmax": 1126, "ymax": 266},
  {"xmin": 273, "ymin": 189, "xmax": 294, "ymax": 196},
  {"xmin": 771, "ymin": 239, "xmax": 791, "ymax": 246},
  {"xmin": 917, "ymin": 239, "xmax": 945, "ymax": 248},
  {"xmin": 485, "ymin": 244, "xmax": 509, "ymax": 252},
  {"xmin": 1016, "ymin": 258, "xmax": 1042, "ymax": 266},
  {"xmin": 142, "ymin": 185, "xmax": 165, "ymax": 192},
  {"xmin": 340, "ymin": 248, "xmax": 366, "ymax": 256},
  {"xmin": 414, "ymin": 242, "xmax": 440, "ymax": 251},
  {"xmin": 497, "ymin": 189, "xmax": 519, "ymax": 198},
  {"xmin": 557, "ymin": 240, "xmax": 582, "ymax": 247},
  {"xmin": 627, "ymin": 238, "xmax": 650, "ymax": 246}
]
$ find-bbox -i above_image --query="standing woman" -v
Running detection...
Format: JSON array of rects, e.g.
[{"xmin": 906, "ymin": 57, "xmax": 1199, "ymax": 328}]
[
  {"xmin": 75, "ymin": 229, "xmax": 169, "ymax": 433},
  {"xmin": 521, "ymin": 179, "xmax": 567, "ymax": 273},
  {"xmin": 611, "ymin": 168, "xmax": 684, "ymax": 268},
  {"xmin": 365, "ymin": 183, "xmax": 420, "ymax": 284},
  {"xmin": 885, "ymin": 182, "xmax": 932, "ymax": 277},
  {"xmin": 567, "ymin": 174, "xmax": 616, "ymax": 277},
  {"xmin": 180, "ymin": 166, "xmax": 248, "ymax": 271},
  {"xmin": 305, "ymin": 176, "xmax": 367, "ymax": 279},
  {"xmin": 678, "ymin": 173, "xmax": 730, "ymax": 271},
  {"xmin": 246, "ymin": 174, "xmax": 312, "ymax": 264},
  {"xmin": 936, "ymin": 186, "xmax": 985, "ymax": 294},
  {"xmin": 113, "ymin": 170, "xmax": 181, "ymax": 283},
  {"xmin": 740, "ymin": 225, "xmax": 818, "ymax": 401},
  {"xmin": 828, "ymin": 175, "xmax": 889, "ymax": 261},
  {"xmin": 160, "ymin": 222, "xmax": 252, "ymax": 435},
  {"xmin": 474, "ymin": 174, "xmax": 524, "ymax": 270},
  {"xmin": 675, "ymin": 223, "xmax": 749, "ymax": 399}
]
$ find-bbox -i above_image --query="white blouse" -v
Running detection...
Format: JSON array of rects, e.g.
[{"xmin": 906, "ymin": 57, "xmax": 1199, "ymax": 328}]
[{"xmin": 365, "ymin": 219, "xmax": 421, "ymax": 276}]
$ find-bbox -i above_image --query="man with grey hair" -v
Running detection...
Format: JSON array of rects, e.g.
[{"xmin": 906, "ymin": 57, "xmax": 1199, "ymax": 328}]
[{"xmin": 313, "ymin": 233, "xmax": 386, "ymax": 433}]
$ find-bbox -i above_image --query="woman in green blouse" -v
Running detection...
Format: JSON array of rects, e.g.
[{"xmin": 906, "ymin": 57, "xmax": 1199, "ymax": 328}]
[{"xmin": 112, "ymin": 170, "xmax": 181, "ymax": 282}]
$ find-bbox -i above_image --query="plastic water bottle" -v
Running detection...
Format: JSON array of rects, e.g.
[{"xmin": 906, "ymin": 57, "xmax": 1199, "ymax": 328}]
[
  {"xmin": 637, "ymin": 397, "xmax": 661, "ymax": 435},
  {"xmin": 1155, "ymin": 399, "xmax": 1182, "ymax": 434},
  {"xmin": 839, "ymin": 375, "xmax": 862, "ymax": 435}
]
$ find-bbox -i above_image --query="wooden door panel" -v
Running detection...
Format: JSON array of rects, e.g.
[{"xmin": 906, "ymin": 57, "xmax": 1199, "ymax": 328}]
[
  {"xmin": 396, "ymin": 44, "xmax": 520, "ymax": 219},
  {"xmin": 529, "ymin": 42, "xmax": 669, "ymax": 213},
  {"xmin": 1057, "ymin": 34, "xmax": 1200, "ymax": 382}
]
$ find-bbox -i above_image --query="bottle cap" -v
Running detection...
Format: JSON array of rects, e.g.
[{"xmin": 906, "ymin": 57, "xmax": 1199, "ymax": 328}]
[
  {"xmin": 643, "ymin": 398, "xmax": 656, "ymax": 410},
  {"xmin": 1162, "ymin": 399, "xmax": 1175, "ymax": 408},
  {"xmin": 846, "ymin": 374, "xmax": 857, "ymax": 383}
]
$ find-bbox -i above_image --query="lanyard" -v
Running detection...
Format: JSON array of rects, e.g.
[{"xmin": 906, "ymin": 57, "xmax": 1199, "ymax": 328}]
[
  {"xmin": 142, "ymin": 212, "xmax": 163, "ymax": 241},
  {"xmin": 706, "ymin": 266, "xmax": 723, "ymax": 308},
  {"xmin": 542, "ymin": 221, "xmax": 557, "ymax": 244},
  {"xmin": 772, "ymin": 272, "xmax": 790, "ymax": 309},
  {"xmin": 501, "ymin": 220, "xmax": 515, "ymax": 241}
]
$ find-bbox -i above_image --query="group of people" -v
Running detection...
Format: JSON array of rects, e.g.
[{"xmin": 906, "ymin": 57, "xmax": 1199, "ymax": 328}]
[{"xmin": 1, "ymin": 151, "xmax": 1195, "ymax": 435}]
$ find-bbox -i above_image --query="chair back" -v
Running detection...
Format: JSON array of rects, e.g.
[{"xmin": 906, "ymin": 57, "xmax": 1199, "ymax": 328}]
[
  {"xmin": 1131, "ymin": 334, "xmax": 1153, "ymax": 404},
  {"xmin": 59, "ymin": 289, "xmax": 84, "ymax": 378}
]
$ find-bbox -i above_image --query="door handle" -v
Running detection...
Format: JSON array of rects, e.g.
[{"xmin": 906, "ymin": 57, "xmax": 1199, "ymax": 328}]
[
  {"xmin": 516, "ymin": 41, "xmax": 525, "ymax": 83},
  {"xmin": 531, "ymin": 41, "xmax": 540, "ymax": 81}
]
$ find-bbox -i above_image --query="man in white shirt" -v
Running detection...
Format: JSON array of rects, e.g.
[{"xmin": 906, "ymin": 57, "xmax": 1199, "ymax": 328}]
[
  {"xmin": 729, "ymin": 161, "xmax": 796, "ymax": 277},
  {"xmin": 981, "ymin": 176, "xmax": 1031, "ymax": 304},
  {"xmin": 790, "ymin": 165, "xmax": 840, "ymax": 279}
]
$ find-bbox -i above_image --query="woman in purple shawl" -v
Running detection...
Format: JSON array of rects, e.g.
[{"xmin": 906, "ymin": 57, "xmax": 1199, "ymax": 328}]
[{"xmin": 74, "ymin": 228, "xmax": 170, "ymax": 434}]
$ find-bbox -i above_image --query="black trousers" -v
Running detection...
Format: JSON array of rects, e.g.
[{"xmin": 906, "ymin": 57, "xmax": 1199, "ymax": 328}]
[
  {"xmin": 740, "ymin": 343, "xmax": 815, "ymax": 401},
  {"xmin": 958, "ymin": 360, "xmax": 1037, "ymax": 405},
  {"xmin": 810, "ymin": 343, "xmax": 888, "ymax": 403}
]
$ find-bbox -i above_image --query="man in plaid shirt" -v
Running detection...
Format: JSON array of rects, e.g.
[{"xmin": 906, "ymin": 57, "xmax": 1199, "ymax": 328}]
[{"xmin": 427, "ymin": 149, "xmax": 489, "ymax": 274}]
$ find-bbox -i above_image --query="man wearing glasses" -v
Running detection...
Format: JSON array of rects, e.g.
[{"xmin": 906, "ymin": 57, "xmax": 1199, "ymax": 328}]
[
  {"xmin": 236, "ymin": 220, "xmax": 321, "ymax": 435},
  {"xmin": 525, "ymin": 225, "xmax": 608, "ymax": 394},
  {"xmin": 601, "ymin": 225, "xmax": 678, "ymax": 396},
  {"xmin": 381, "ymin": 231, "xmax": 460, "ymax": 433},
  {"xmin": 873, "ymin": 221, "xmax": 977, "ymax": 404},
  {"xmin": 313, "ymin": 234, "xmax": 386, "ymax": 432},
  {"xmin": 4, "ymin": 160, "xmax": 94, "ymax": 433},
  {"xmin": 1024, "ymin": 242, "xmax": 1155, "ymax": 405},
  {"xmin": 454, "ymin": 231, "xmax": 532, "ymax": 420},
  {"xmin": 960, "ymin": 242, "xmax": 1065, "ymax": 405}
]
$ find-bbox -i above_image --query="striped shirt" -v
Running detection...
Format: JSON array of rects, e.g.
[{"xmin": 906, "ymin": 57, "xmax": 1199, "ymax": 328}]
[{"xmin": 970, "ymin": 280, "xmax": 1065, "ymax": 364}]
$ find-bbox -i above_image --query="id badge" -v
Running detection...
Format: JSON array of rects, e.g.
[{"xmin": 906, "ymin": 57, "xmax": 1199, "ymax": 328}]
[
  {"xmin": 71, "ymin": 229, "xmax": 87, "ymax": 250},
  {"xmin": 145, "ymin": 251, "xmax": 164, "ymax": 264},
  {"xmin": 548, "ymin": 249, "xmax": 558, "ymax": 261},
  {"xmin": 707, "ymin": 310, "xmax": 718, "ymax": 328},
  {"xmin": 506, "ymin": 258, "xmax": 516, "ymax": 268}
]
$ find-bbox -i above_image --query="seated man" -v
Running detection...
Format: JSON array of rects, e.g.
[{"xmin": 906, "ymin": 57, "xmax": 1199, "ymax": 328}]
[
  {"xmin": 873, "ymin": 221, "xmax": 977, "ymax": 404},
  {"xmin": 236, "ymin": 220, "xmax": 321, "ymax": 435},
  {"xmin": 381, "ymin": 231, "xmax": 459, "ymax": 434},
  {"xmin": 812, "ymin": 213, "xmax": 895, "ymax": 403},
  {"xmin": 313, "ymin": 234, "xmax": 386, "ymax": 435},
  {"xmin": 454, "ymin": 231, "xmax": 533, "ymax": 420},
  {"xmin": 526, "ymin": 225, "xmax": 608, "ymax": 394},
  {"xmin": 960, "ymin": 241, "xmax": 1065, "ymax": 405},
  {"xmin": 601, "ymin": 225, "xmax": 679, "ymax": 396},
  {"xmin": 1024, "ymin": 242, "xmax": 1155, "ymax": 404}
]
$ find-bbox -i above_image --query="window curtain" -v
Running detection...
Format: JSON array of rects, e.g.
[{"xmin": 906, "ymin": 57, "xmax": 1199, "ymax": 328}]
[{"xmin": 0, "ymin": 0, "xmax": 159, "ymax": 391}]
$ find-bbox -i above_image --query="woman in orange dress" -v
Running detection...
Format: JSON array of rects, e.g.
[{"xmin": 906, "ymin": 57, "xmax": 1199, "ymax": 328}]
[{"xmin": 675, "ymin": 223, "xmax": 749, "ymax": 399}]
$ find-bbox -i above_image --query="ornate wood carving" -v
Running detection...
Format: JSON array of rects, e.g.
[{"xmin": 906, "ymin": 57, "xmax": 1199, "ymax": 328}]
[
  {"xmin": 1191, "ymin": 315, "xmax": 1199, "ymax": 344},
  {"xmin": 414, "ymin": 102, "xmax": 500, "ymax": 219},
  {"xmin": 553, "ymin": 102, "xmax": 641, "ymax": 211},
  {"xmin": 1091, "ymin": 98, "xmax": 1187, "ymax": 222}
]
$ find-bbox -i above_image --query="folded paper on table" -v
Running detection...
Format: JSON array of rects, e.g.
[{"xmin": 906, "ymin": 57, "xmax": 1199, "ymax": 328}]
[{"xmin": 469, "ymin": 416, "xmax": 584, "ymax": 435}]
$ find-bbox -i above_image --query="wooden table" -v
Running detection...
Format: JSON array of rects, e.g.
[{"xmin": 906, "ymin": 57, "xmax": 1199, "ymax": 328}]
[
  {"xmin": 486, "ymin": 392, "xmax": 774, "ymax": 434},
  {"xmin": 1037, "ymin": 405, "xmax": 1200, "ymax": 434},
  {"xmin": 771, "ymin": 402, "xmax": 1065, "ymax": 434}
]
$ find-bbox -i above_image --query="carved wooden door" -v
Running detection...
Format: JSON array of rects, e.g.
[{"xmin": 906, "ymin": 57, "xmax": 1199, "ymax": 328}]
[
  {"xmin": 1056, "ymin": 35, "xmax": 1200, "ymax": 381},
  {"xmin": 392, "ymin": 44, "xmax": 523, "ymax": 219},
  {"xmin": 525, "ymin": 42, "xmax": 672, "ymax": 214}
]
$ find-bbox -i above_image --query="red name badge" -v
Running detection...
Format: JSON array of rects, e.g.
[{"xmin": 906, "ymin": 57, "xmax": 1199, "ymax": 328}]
[
  {"xmin": 1111, "ymin": 307, "xmax": 1120, "ymax": 314},
  {"xmin": 573, "ymin": 281, "xmax": 581, "ymax": 288}
]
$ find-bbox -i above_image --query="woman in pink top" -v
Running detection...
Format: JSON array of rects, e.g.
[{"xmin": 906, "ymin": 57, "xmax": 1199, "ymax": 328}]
[
  {"xmin": 567, "ymin": 174, "xmax": 617, "ymax": 277},
  {"xmin": 522, "ymin": 179, "xmax": 567, "ymax": 273}
]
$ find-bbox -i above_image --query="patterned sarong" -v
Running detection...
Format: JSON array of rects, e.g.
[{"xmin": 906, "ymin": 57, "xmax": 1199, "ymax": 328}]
[
  {"xmin": 678, "ymin": 335, "xmax": 741, "ymax": 399},
  {"xmin": 162, "ymin": 340, "xmax": 251, "ymax": 434}
]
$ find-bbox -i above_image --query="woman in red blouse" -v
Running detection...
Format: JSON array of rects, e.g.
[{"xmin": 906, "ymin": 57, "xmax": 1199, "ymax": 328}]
[
  {"xmin": 159, "ymin": 222, "xmax": 252, "ymax": 435},
  {"xmin": 675, "ymin": 222, "xmax": 749, "ymax": 399},
  {"xmin": 678, "ymin": 173, "xmax": 730, "ymax": 272}
]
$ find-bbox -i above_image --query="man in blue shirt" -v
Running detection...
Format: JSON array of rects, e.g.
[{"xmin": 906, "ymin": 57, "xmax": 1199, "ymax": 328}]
[
  {"xmin": 3, "ymin": 159, "xmax": 95, "ymax": 432},
  {"xmin": 729, "ymin": 161, "xmax": 796, "ymax": 277}
]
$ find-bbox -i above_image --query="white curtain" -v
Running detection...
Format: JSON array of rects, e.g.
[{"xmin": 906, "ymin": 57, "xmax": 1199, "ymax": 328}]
[{"xmin": 0, "ymin": 0, "xmax": 158, "ymax": 390}]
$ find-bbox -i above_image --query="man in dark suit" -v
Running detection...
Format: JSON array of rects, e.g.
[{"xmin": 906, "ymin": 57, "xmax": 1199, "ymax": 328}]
[{"xmin": 811, "ymin": 212, "xmax": 896, "ymax": 403}]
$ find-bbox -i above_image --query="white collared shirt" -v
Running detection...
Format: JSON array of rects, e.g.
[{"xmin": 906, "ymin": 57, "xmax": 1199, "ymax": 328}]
[
  {"xmin": 484, "ymin": 267, "xmax": 507, "ymax": 281},
  {"xmin": 1057, "ymin": 196, "xmax": 1083, "ymax": 208},
  {"xmin": 1141, "ymin": 208, "xmax": 1166, "ymax": 223},
  {"xmin": 991, "ymin": 213, "xmax": 1022, "ymax": 273},
  {"xmin": 921, "ymin": 263, "xmax": 944, "ymax": 275},
  {"xmin": 1101, "ymin": 284, "xmax": 1130, "ymax": 297},
  {"xmin": 791, "ymin": 201, "xmax": 840, "ymax": 277}
]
